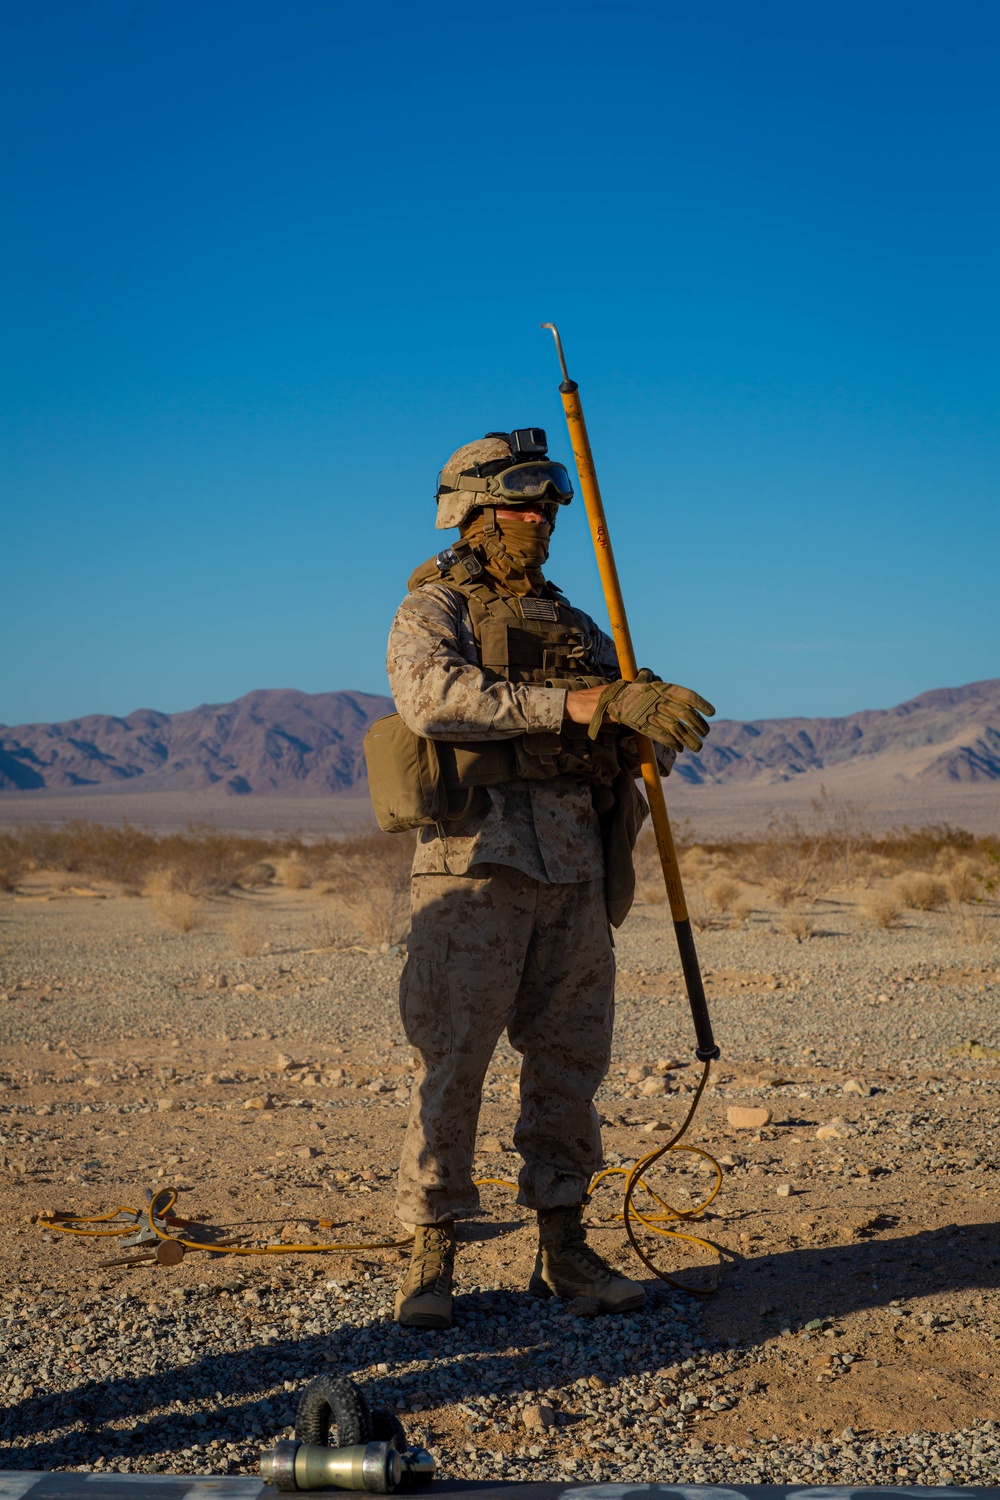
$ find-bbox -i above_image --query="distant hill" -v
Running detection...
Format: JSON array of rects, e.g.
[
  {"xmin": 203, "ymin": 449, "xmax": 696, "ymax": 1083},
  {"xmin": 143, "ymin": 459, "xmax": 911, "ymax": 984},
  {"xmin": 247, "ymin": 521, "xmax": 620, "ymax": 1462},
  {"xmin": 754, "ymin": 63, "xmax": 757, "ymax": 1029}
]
[
  {"xmin": 0, "ymin": 689, "xmax": 392, "ymax": 796},
  {"xmin": 1, "ymin": 678, "xmax": 997, "ymax": 797},
  {"xmin": 675, "ymin": 677, "xmax": 1000, "ymax": 787}
]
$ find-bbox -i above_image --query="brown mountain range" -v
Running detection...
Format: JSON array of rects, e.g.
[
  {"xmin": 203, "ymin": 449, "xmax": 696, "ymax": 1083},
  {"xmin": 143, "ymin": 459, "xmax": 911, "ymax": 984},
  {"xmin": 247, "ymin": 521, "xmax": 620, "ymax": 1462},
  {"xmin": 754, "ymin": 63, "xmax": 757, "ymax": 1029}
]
[
  {"xmin": 0, "ymin": 689, "xmax": 390, "ymax": 796},
  {"xmin": 1, "ymin": 678, "xmax": 997, "ymax": 798}
]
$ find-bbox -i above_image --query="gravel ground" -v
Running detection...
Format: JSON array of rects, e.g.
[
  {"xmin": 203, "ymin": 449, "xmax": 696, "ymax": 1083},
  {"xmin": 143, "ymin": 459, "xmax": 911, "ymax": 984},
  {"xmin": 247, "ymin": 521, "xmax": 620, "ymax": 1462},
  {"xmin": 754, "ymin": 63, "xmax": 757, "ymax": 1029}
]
[{"xmin": 1, "ymin": 875, "xmax": 999, "ymax": 1485}]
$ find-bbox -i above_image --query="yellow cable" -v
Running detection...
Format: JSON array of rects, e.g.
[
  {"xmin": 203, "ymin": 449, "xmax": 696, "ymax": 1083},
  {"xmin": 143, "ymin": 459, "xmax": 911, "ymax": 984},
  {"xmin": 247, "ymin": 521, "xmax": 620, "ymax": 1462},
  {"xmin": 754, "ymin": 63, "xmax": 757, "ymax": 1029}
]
[
  {"xmin": 43, "ymin": 1066, "xmax": 728, "ymax": 1287},
  {"xmin": 472, "ymin": 1059, "xmax": 727, "ymax": 1294},
  {"xmin": 45, "ymin": 1191, "xmax": 414, "ymax": 1256}
]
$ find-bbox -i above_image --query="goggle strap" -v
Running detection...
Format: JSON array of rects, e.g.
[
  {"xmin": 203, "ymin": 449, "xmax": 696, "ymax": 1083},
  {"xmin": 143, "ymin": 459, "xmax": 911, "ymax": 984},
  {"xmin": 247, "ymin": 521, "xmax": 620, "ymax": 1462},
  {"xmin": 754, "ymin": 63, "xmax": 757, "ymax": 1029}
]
[{"xmin": 439, "ymin": 467, "xmax": 490, "ymax": 494}]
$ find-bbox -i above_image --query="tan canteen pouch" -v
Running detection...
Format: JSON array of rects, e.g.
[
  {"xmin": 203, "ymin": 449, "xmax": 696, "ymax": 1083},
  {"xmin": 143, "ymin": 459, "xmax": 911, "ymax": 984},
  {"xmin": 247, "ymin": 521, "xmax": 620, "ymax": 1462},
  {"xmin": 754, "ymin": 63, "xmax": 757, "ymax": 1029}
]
[{"xmin": 363, "ymin": 713, "xmax": 512, "ymax": 833}]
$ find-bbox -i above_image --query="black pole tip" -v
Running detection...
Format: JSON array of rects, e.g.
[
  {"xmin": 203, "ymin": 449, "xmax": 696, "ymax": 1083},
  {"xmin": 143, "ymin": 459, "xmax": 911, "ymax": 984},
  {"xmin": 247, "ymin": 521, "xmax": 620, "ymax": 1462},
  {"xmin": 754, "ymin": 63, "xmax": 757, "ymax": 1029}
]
[
  {"xmin": 696, "ymin": 1045, "xmax": 721, "ymax": 1062},
  {"xmin": 559, "ymin": 379, "xmax": 578, "ymax": 394}
]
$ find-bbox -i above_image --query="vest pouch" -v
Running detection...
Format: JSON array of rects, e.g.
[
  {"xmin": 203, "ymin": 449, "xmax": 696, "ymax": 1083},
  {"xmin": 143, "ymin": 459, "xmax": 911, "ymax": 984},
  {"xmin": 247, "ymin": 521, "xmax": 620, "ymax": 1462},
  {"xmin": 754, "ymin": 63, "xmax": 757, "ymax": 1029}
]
[
  {"xmin": 438, "ymin": 739, "xmax": 516, "ymax": 788},
  {"xmin": 365, "ymin": 714, "xmax": 515, "ymax": 831},
  {"xmin": 363, "ymin": 714, "xmax": 451, "ymax": 833},
  {"xmin": 512, "ymin": 731, "xmax": 564, "ymax": 780}
]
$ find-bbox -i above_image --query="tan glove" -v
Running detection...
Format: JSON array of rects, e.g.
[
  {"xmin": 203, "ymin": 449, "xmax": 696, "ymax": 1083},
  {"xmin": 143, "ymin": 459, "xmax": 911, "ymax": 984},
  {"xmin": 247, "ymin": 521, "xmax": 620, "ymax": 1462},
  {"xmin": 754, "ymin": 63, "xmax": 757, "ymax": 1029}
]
[{"xmin": 588, "ymin": 669, "xmax": 715, "ymax": 754}]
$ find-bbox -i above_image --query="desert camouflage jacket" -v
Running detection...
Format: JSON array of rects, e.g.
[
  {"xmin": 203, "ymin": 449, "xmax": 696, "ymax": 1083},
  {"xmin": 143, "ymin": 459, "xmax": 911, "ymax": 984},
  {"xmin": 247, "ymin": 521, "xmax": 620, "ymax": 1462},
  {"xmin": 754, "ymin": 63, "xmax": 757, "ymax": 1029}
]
[{"xmin": 388, "ymin": 578, "xmax": 658, "ymax": 883}]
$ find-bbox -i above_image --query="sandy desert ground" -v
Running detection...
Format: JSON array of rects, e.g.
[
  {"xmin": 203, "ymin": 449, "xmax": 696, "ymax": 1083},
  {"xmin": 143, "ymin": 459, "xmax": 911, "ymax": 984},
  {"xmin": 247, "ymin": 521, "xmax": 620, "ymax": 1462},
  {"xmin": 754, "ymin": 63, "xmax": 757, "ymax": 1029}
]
[{"xmin": 1, "ymin": 847, "xmax": 999, "ymax": 1486}]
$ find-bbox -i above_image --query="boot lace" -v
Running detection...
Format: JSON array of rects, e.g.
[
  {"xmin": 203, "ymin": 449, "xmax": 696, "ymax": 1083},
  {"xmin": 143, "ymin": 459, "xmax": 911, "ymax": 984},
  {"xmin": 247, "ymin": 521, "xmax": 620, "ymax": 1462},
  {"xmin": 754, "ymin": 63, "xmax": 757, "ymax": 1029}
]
[
  {"xmin": 409, "ymin": 1226, "xmax": 454, "ymax": 1293},
  {"xmin": 547, "ymin": 1210, "xmax": 616, "ymax": 1281}
]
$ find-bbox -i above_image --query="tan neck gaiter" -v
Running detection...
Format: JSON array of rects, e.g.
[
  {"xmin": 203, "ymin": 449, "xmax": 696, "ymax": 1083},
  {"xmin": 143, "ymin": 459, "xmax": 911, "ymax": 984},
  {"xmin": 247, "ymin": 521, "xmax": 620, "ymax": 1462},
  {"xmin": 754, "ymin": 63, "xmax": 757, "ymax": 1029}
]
[{"xmin": 460, "ymin": 515, "xmax": 551, "ymax": 596}]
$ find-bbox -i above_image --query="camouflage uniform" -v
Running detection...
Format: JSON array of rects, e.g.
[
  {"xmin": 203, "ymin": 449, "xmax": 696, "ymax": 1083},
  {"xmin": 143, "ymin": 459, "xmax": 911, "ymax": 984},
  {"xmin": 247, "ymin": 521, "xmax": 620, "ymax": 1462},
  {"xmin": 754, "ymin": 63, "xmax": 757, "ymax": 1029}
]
[{"xmin": 389, "ymin": 581, "xmax": 622, "ymax": 1224}]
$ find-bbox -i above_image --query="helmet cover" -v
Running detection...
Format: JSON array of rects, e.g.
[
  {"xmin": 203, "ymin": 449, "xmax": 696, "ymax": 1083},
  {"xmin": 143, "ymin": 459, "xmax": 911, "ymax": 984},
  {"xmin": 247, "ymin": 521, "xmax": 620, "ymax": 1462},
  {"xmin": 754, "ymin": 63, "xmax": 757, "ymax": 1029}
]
[{"xmin": 435, "ymin": 436, "xmax": 514, "ymax": 530}]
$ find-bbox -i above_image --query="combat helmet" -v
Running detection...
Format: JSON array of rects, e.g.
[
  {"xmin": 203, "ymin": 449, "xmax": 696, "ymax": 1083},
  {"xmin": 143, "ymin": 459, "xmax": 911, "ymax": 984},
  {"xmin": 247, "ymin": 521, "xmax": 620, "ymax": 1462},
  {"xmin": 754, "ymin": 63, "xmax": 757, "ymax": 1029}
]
[{"xmin": 435, "ymin": 429, "xmax": 574, "ymax": 530}]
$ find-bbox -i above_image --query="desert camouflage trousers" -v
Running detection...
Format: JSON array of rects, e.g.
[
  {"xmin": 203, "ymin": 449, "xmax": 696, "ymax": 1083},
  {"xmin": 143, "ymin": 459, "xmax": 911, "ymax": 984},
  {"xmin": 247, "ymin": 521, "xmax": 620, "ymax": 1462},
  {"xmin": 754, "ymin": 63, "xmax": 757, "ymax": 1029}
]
[{"xmin": 396, "ymin": 865, "xmax": 615, "ymax": 1225}]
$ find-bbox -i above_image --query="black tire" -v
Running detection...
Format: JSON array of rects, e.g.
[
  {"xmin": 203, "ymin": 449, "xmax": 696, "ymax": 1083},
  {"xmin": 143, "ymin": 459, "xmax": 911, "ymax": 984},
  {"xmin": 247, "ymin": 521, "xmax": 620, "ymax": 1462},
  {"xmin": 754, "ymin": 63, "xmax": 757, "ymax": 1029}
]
[
  {"xmin": 370, "ymin": 1408, "xmax": 408, "ymax": 1452},
  {"xmin": 294, "ymin": 1375, "xmax": 372, "ymax": 1447}
]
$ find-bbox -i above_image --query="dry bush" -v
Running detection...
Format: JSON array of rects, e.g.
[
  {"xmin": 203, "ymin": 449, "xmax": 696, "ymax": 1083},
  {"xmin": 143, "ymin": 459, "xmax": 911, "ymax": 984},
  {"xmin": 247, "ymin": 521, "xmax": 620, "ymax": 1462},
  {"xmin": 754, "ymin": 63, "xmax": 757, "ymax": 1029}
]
[
  {"xmin": 157, "ymin": 827, "xmax": 275, "ymax": 896},
  {"xmin": 0, "ymin": 853, "xmax": 23, "ymax": 893},
  {"xmin": 947, "ymin": 860, "xmax": 982, "ymax": 904},
  {"xmin": 316, "ymin": 833, "xmax": 415, "ymax": 947},
  {"xmin": 730, "ymin": 894, "xmax": 755, "ymax": 925},
  {"xmin": 277, "ymin": 857, "xmax": 314, "ymax": 891},
  {"xmin": 948, "ymin": 901, "xmax": 998, "ymax": 947},
  {"xmin": 705, "ymin": 875, "xmax": 740, "ymax": 914},
  {"xmin": 893, "ymin": 871, "xmax": 947, "ymax": 911},
  {"xmin": 228, "ymin": 908, "xmax": 270, "ymax": 956},
  {"xmin": 691, "ymin": 804, "xmax": 997, "ymax": 910},
  {"xmin": 726, "ymin": 811, "xmax": 825, "ymax": 900},
  {"xmin": 859, "ymin": 891, "xmax": 902, "ymax": 930},
  {"xmin": 150, "ymin": 888, "xmax": 203, "ymax": 932},
  {"xmin": 879, "ymin": 822, "xmax": 977, "ymax": 871},
  {"xmin": 0, "ymin": 820, "xmax": 161, "ymax": 891},
  {"xmin": 767, "ymin": 878, "xmax": 798, "ymax": 909},
  {"xmin": 782, "ymin": 913, "xmax": 813, "ymax": 943},
  {"xmin": 237, "ymin": 861, "xmax": 275, "ymax": 889},
  {"xmin": 686, "ymin": 886, "xmax": 714, "ymax": 932},
  {"xmin": 0, "ymin": 820, "xmax": 295, "ymax": 895},
  {"xmin": 306, "ymin": 915, "xmax": 361, "ymax": 950},
  {"xmin": 143, "ymin": 868, "xmax": 177, "ymax": 897},
  {"xmin": 945, "ymin": 848, "xmax": 999, "ymax": 947},
  {"xmin": 679, "ymin": 845, "xmax": 715, "ymax": 882}
]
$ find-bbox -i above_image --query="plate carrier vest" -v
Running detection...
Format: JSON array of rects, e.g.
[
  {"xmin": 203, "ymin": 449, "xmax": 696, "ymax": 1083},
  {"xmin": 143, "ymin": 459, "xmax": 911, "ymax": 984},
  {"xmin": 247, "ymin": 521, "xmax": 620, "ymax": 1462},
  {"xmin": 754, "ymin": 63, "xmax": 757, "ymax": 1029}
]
[
  {"xmin": 364, "ymin": 543, "xmax": 625, "ymax": 831},
  {"xmin": 362, "ymin": 544, "xmax": 647, "ymax": 925}
]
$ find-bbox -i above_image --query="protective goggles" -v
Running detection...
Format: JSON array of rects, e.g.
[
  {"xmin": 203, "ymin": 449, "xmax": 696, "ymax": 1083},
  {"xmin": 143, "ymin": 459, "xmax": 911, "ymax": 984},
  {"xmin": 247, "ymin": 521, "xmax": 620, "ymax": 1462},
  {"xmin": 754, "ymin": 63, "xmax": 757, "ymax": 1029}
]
[{"xmin": 437, "ymin": 460, "xmax": 574, "ymax": 505}]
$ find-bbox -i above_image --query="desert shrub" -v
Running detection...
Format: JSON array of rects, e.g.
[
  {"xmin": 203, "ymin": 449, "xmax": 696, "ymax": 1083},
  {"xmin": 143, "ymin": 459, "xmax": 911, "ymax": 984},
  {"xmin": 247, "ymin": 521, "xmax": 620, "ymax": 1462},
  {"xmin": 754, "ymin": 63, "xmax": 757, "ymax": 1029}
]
[
  {"xmin": 679, "ymin": 845, "xmax": 715, "ymax": 882},
  {"xmin": 730, "ymin": 894, "xmax": 755, "ymax": 925},
  {"xmin": 767, "ymin": 878, "xmax": 798, "ymax": 909},
  {"xmin": 156, "ymin": 827, "xmax": 275, "ymax": 895},
  {"xmin": 728, "ymin": 812, "xmax": 825, "ymax": 900},
  {"xmin": 237, "ymin": 861, "xmax": 275, "ymax": 889},
  {"xmin": 948, "ymin": 901, "xmax": 998, "ymax": 947},
  {"xmin": 705, "ymin": 875, "xmax": 740, "ymax": 914},
  {"xmin": 947, "ymin": 859, "xmax": 982, "ymax": 904},
  {"xmin": 879, "ymin": 823, "xmax": 977, "ymax": 870},
  {"xmin": 306, "ymin": 915, "xmax": 360, "ymax": 950},
  {"xmin": 0, "ymin": 820, "xmax": 292, "ymax": 894},
  {"xmin": 859, "ymin": 891, "xmax": 902, "ymax": 930},
  {"xmin": 2, "ymin": 820, "xmax": 162, "ymax": 890},
  {"xmin": 143, "ymin": 869, "xmax": 177, "ymax": 897},
  {"xmin": 782, "ymin": 914, "xmax": 813, "ymax": 943},
  {"xmin": 689, "ymin": 805, "xmax": 996, "ymax": 905},
  {"xmin": 317, "ymin": 832, "xmax": 415, "ymax": 947},
  {"xmin": 228, "ymin": 908, "xmax": 270, "ymax": 956},
  {"xmin": 0, "ymin": 851, "xmax": 23, "ymax": 893},
  {"xmin": 277, "ymin": 856, "xmax": 314, "ymax": 891},
  {"xmin": 150, "ymin": 888, "xmax": 203, "ymax": 932},
  {"xmin": 893, "ymin": 872, "xmax": 947, "ymax": 911},
  {"xmin": 686, "ymin": 886, "xmax": 714, "ymax": 932}
]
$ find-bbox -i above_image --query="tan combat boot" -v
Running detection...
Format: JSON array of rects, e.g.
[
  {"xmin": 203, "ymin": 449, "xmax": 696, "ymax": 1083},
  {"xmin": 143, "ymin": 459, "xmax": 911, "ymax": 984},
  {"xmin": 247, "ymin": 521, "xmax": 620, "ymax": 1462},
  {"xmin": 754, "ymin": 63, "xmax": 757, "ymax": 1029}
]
[
  {"xmin": 394, "ymin": 1222, "xmax": 456, "ymax": 1329},
  {"xmin": 529, "ymin": 1205, "xmax": 646, "ymax": 1313}
]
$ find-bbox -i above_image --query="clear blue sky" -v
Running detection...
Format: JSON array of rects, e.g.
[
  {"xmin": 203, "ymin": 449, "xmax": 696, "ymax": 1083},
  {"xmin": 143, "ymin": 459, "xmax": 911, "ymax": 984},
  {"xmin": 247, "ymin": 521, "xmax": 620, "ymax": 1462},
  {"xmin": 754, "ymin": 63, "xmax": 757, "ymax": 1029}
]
[{"xmin": 3, "ymin": 0, "xmax": 997, "ymax": 727}]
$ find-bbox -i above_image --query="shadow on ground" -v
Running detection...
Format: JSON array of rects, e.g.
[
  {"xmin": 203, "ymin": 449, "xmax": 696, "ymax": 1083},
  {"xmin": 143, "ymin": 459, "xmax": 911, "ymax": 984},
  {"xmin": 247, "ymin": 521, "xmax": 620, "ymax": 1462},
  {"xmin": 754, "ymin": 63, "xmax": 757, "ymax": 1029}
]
[{"xmin": 2, "ymin": 1222, "xmax": 997, "ymax": 1469}]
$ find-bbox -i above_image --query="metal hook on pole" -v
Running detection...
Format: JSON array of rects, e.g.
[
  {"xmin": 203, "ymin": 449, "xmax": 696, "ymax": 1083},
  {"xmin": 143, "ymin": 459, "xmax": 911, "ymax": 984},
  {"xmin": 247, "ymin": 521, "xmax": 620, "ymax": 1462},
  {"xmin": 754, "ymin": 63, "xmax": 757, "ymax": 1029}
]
[{"xmin": 541, "ymin": 323, "xmax": 719, "ymax": 1063}]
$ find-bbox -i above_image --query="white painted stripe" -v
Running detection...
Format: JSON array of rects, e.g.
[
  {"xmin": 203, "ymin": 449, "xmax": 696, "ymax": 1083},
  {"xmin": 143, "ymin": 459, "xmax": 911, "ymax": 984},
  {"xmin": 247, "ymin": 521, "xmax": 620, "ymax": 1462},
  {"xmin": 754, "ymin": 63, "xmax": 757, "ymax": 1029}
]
[{"xmin": 0, "ymin": 1478, "xmax": 42, "ymax": 1500}]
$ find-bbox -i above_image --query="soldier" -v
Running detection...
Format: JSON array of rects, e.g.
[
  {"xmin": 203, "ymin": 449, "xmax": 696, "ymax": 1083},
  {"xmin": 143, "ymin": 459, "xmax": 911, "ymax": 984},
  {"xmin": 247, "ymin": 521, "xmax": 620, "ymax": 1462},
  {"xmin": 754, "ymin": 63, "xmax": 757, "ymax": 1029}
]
[{"xmin": 383, "ymin": 429, "xmax": 713, "ymax": 1328}]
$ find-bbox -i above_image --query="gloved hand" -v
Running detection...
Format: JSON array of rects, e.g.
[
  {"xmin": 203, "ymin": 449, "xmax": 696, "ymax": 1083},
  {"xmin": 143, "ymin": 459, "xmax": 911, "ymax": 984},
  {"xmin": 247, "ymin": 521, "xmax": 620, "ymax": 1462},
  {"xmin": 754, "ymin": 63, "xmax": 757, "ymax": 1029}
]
[{"xmin": 588, "ymin": 670, "xmax": 715, "ymax": 754}]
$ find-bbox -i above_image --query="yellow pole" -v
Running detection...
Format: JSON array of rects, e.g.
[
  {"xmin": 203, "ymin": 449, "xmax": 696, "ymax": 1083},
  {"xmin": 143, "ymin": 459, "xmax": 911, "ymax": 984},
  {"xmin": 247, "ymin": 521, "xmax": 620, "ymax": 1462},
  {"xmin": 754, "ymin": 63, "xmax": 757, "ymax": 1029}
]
[{"xmin": 542, "ymin": 324, "xmax": 718, "ymax": 1060}]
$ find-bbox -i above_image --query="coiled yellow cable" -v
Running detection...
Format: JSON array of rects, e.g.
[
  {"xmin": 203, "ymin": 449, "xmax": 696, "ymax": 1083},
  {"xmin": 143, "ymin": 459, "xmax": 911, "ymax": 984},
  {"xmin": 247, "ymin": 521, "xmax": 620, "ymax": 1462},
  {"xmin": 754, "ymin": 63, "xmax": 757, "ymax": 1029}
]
[{"xmin": 43, "ymin": 1063, "xmax": 726, "ymax": 1288}]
